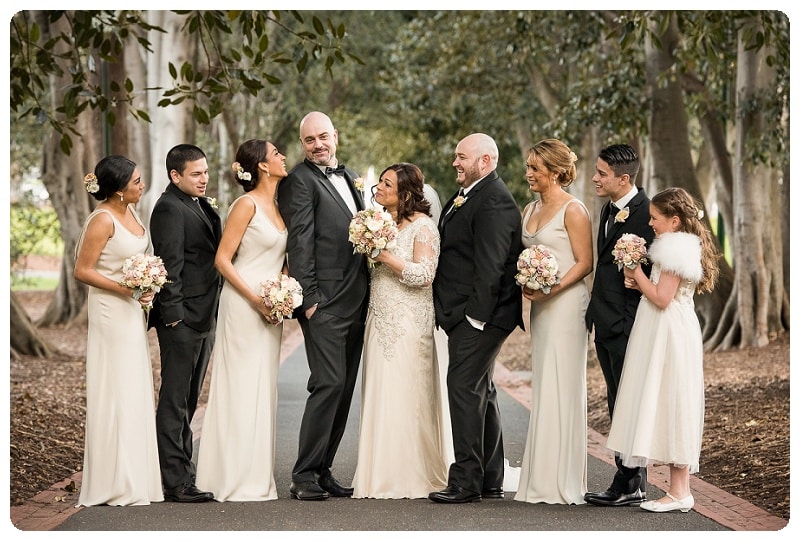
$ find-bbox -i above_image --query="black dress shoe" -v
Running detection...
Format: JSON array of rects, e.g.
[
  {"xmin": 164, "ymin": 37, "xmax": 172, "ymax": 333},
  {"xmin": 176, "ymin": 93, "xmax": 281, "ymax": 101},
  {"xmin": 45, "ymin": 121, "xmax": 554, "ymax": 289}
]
[
  {"xmin": 584, "ymin": 488, "xmax": 646, "ymax": 507},
  {"xmin": 429, "ymin": 484, "xmax": 482, "ymax": 504},
  {"xmin": 482, "ymin": 487, "xmax": 505, "ymax": 499},
  {"xmin": 164, "ymin": 483, "xmax": 214, "ymax": 503},
  {"xmin": 290, "ymin": 481, "xmax": 330, "ymax": 501},
  {"xmin": 318, "ymin": 475, "xmax": 354, "ymax": 497}
]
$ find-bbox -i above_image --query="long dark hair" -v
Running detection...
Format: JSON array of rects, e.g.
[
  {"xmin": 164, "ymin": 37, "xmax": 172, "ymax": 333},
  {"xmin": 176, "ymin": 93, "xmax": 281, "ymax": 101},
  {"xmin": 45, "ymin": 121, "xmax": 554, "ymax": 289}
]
[
  {"xmin": 651, "ymin": 187, "xmax": 720, "ymax": 294},
  {"xmin": 375, "ymin": 163, "xmax": 431, "ymax": 223},
  {"xmin": 90, "ymin": 155, "xmax": 137, "ymax": 201},
  {"xmin": 234, "ymin": 139, "xmax": 268, "ymax": 192}
]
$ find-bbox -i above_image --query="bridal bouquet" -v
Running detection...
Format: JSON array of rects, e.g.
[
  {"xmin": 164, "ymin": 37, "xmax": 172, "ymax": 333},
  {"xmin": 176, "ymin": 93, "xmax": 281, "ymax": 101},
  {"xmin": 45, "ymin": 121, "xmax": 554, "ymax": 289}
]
[
  {"xmin": 259, "ymin": 275, "xmax": 303, "ymax": 324},
  {"xmin": 119, "ymin": 253, "xmax": 170, "ymax": 311},
  {"xmin": 515, "ymin": 245, "xmax": 560, "ymax": 294},
  {"xmin": 348, "ymin": 208, "xmax": 398, "ymax": 259},
  {"xmin": 612, "ymin": 233, "xmax": 649, "ymax": 270}
]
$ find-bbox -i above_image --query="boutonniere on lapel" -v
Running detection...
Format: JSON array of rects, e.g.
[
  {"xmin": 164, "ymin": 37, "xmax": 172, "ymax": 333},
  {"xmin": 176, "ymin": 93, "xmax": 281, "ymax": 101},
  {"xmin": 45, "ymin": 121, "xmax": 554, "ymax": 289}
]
[
  {"xmin": 453, "ymin": 195, "xmax": 467, "ymax": 209},
  {"xmin": 614, "ymin": 206, "xmax": 630, "ymax": 223},
  {"xmin": 353, "ymin": 177, "xmax": 365, "ymax": 192},
  {"xmin": 205, "ymin": 197, "xmax": 218, "ymax": 209}
]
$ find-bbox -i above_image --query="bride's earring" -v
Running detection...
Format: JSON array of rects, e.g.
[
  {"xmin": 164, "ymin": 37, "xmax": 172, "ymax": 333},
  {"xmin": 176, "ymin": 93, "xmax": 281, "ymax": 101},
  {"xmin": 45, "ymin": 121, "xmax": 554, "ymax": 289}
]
[{"xmin": 117, "ymin": 192, "xmax": 124, "ymax": 202}]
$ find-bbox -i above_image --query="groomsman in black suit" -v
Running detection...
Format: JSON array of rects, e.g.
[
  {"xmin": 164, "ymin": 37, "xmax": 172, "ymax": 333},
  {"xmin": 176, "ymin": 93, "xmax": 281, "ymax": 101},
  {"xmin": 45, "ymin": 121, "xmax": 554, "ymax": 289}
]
[
  {"xmin": 150, "ymin": 144, "xmax": 222, "ymax": 503},
  {"xmin": 429, "ymin": 133, "xmax": 523, "ymax": 504},
  {"xmin": 584, "ymin": 144, "xmax": 655, "ymax": 506},
  {"xmin": 278, "ymin": 111, "xmax": 369, "ymax": 501}
]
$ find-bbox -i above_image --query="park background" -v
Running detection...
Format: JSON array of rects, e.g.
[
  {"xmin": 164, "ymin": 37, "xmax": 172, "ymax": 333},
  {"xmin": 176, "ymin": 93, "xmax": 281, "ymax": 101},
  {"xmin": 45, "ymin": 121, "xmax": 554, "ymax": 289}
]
[{"xmin": 4, "ymin": 4, "xmax": 793, "ymax": 526}]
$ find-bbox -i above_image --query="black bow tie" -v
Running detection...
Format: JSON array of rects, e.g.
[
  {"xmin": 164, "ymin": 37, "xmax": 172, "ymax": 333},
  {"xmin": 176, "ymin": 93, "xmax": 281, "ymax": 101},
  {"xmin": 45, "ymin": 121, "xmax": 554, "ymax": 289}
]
[{"xmin": 325, "ymin": 165, "xmax": 346, "ymax": 176}]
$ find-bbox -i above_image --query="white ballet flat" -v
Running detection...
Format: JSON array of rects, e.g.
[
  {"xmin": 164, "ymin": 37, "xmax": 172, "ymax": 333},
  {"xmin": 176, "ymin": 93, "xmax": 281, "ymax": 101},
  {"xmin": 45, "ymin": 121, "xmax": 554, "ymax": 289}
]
[{"xmin": 640, "ymin": 492, "xmax": 694, "ymax": 513}]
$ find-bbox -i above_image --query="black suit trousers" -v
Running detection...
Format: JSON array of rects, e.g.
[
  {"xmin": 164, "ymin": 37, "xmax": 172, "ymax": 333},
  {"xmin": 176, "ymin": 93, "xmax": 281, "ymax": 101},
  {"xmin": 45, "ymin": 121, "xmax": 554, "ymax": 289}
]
[
  {"xmin": 155, "ymin": 321, "xmax": 215, "ymax": 490},
  {"xmin": 594, "ymin": 333, "xmax": 647, "ymax": 493},
  {"xmin": 293, "ymin": 307, "xmax": 365, "ymax": 483},
  {"xmin": 445, "ymin": 320, "xmax": 509, "ymax": 494}
]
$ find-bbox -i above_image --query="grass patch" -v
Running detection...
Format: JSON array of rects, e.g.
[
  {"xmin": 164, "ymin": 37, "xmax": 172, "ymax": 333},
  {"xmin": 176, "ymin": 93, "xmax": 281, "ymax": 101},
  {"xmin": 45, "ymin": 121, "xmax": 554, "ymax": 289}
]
[{"xmin": 11, "ymin": 275, "xmax": 59, "ymax": 291}]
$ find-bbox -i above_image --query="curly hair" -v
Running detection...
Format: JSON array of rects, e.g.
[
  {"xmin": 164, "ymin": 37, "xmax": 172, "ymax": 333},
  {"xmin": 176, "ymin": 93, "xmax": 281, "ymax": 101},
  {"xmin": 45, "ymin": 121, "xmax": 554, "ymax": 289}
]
[
  {"xmin": 651, "ymin": 187, "xmax": 721, "ymax": 294},
  {"xmin": 375, "ymin": 163, "xmax": 431, "ymax": 223}
]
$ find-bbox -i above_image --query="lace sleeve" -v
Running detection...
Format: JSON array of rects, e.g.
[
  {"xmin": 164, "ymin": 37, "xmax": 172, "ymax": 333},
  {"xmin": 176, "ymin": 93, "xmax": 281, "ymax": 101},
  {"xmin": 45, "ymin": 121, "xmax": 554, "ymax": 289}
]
[{"xmin": 400, "ymin": 221, "xmax": 440, "ymax": 287}]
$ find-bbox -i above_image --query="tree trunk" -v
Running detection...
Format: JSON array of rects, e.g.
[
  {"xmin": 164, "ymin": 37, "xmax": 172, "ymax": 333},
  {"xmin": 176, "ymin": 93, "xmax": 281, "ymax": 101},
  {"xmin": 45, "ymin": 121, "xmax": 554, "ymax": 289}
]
[
  {"xmin": 10, "ymin": 293, "xmax": 58, "ymax": 358},
  {"xmin": 643, "ymin": 13, "xmax": 730, "ymax": 346},
  {"xmin": 643, "ymin": 14, "xmax": 697, "ymax": 195},
  {"xmin": 125, "ymin": 24, "xmax": 153, "ymax": 226},
  {"xmin": 732, "ymin": 16, "xmax": 786, "ymax": 347},
  {"xmin": 138, "ymin": 11, "xmax": 196, "ymax": 226},
  {"xmin": 36, "ymin": 12, "xmax": 98, "ymax": 327}
]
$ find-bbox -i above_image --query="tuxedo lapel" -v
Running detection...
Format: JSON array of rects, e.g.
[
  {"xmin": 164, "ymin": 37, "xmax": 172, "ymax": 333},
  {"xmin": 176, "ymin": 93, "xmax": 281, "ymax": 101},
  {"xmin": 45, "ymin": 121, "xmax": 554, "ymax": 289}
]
[
  {"xmin": 305, "ymin": 161, "xmax": 357, "ymax": 217},
  {"xmin": 440, "ymin": 193, "xmax": 459, "ymax": 229},
  {"xmin": 439, "ymin": 172, "xmax": 497, "ymax": 230},
  {"xmin": 342, "ymin": 171, "xmax": 365, "ymax": 212},
  {"xmin": 185, "ymin": 196, "xmax": 214, "ymax": 232},
  {"xmin": 598, "ymin": 190, "xmax": 649, "ymax": 253}
]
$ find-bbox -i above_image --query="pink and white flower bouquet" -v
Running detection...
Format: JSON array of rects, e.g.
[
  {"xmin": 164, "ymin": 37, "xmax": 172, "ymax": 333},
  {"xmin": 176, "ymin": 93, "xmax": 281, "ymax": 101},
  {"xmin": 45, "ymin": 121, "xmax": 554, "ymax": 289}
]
[
  {"xmin": 612, "ymin": 233, "xmax": 649, "ymax": 270},
  {"xmin": 259, "ymin": 275, "xmax": 303, "ymax": 324},
  {"xmin": 515, "ymin": 245, "xmax": 560, "ymax": 294},
  {"xmin": 348, "ymin": 208, "xmax": 398, "ymax": 259},
  {"xmin": 119, "ymin": 253, "xmax": 170, "ymax": 311}
]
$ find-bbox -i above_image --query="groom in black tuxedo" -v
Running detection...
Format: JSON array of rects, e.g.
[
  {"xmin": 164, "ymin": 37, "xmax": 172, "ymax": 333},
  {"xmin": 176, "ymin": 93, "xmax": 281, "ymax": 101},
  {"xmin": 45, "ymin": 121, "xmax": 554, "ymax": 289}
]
[
  {"xmin": 584, "ymin": 144, "xmax": 655, "ymax": 506},
  {"xmin": 149, "ymin": 144, "xmax": 222, "ymax": 503},
  {"xmin": 429, "ymin": 133, "xmax": 523, "ymax": 504},
  {"xmin": 278, "ymin": 111, "xmax": 369, "ymax": 501}
]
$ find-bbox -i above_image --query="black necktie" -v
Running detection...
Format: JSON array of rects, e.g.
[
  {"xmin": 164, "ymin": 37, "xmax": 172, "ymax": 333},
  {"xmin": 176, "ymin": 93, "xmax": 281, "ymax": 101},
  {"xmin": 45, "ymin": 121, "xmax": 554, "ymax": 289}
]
[
  {"xmin": 325, "ymin": 165, "xmax": 346, "ymax": 176},
  {"xmin": 606, "ymin": 203, "xmax": 619, "ymax": 234}
]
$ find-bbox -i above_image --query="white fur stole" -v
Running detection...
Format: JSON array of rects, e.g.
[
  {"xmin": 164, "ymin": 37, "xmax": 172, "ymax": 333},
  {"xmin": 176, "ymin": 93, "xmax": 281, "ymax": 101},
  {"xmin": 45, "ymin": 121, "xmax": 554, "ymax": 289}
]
[{"xmin": 648, "ymin": 231, "xmax": 703, "ymax": 282}]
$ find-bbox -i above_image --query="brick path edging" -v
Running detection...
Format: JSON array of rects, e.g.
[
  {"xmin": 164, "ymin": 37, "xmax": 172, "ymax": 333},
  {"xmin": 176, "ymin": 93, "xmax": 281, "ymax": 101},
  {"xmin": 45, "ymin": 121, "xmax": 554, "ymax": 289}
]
[{"xmin": 493, "ymin": 362, "xmax": 788, "ymax": 532}]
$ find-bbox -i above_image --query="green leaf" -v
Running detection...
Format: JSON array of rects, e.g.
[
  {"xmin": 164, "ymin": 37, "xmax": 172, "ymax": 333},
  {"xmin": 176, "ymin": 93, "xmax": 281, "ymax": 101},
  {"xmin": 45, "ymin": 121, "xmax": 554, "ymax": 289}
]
[
  {"xmin": 312, "ymin": 16, "xmax": 325, "ymax": 36},
  {"xmin": 193, "ymin": 105, "xmax": 210, "ymax": 124},
  {"xmin": 59, "ymin": 133, "xmax": 72, "ymax": 155}
]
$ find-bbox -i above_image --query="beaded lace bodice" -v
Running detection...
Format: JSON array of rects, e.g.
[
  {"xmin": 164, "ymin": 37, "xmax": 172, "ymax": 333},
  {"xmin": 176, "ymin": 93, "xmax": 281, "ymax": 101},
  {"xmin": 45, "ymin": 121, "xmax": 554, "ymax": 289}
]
[
  {"xmin": 648, "ymin": 265, "xmax": 697, "ymax": 308},
  {"xmin": 368, "ymin": 216, "xmax": 439, "ymax": 357}
]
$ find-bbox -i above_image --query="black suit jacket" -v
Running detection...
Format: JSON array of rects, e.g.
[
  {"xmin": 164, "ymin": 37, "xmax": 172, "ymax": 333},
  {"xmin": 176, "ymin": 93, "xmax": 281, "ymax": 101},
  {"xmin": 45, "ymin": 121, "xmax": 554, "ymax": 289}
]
[
  {"xmin": 277, "ymin": 159, "xmax": 369, "ymax": 319},
  {"xmin": 585, "ymin": 188, "xmax": 655, "ymax": 340},
  {"xmin": 148, "ymin": 182, "xmax": 222, "ymax": 332},
  {"xmin": 433, "ymin": 171, "xmax": 523, "ymax": 334}
]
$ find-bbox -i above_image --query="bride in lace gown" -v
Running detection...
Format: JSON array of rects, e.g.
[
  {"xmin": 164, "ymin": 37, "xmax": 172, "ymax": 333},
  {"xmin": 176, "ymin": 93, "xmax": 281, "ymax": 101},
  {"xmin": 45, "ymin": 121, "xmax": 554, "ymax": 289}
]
[
  {"xmin": 352, "ymin": 163, "xmax": 450, "ymax": 499},
  {"xmin": 74, "ymin": 156, "xmax": 163, "ymax": 506}
]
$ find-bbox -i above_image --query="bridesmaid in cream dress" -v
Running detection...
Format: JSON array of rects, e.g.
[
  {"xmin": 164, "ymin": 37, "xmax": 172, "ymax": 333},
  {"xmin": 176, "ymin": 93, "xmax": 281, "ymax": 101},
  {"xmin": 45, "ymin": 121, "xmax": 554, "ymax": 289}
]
[
  {"xmin": 352, "ymin": 163, "xmax": 450, "ymax": 499},
  {"xmin": 195, "ymin": 140, "xmax": 288, "ymax": 501},
  {"xmin": 74, "ymin": 156, "xmax": 163, "ymax": 506},
  {"xmin": 514, "ymin": 140, "xmax": 593, "ymax": 505}
]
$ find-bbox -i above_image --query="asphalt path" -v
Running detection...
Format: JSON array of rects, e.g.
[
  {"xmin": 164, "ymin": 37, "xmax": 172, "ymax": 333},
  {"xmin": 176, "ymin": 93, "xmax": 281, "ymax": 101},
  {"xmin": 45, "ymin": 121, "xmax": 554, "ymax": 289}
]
[{"xmin": 53, "ymin": 341, "xmax": 729, "ymax": 534}]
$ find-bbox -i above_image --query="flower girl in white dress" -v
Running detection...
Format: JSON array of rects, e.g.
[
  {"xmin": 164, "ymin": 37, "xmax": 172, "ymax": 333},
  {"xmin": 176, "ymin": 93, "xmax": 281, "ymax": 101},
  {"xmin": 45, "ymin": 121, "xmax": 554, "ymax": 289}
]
[{"xmin": 605, "ymin": 187, "xmax": 720, "ymax": 513}]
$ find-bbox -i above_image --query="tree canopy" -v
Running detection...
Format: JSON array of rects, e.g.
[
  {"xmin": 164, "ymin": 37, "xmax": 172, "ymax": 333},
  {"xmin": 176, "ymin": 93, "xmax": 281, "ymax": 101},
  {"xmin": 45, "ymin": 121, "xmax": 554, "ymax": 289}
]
[{"xmin": 9, "ymin": 9, "xmax": 790, "ymax": 353}]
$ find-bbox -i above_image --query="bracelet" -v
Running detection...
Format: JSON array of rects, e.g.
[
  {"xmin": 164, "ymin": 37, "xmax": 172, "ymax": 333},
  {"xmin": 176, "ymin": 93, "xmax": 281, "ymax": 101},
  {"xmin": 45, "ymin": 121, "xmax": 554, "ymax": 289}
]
[{"xmin": 132, "ymin": 288, "xmax": 143, "ymax": 301}]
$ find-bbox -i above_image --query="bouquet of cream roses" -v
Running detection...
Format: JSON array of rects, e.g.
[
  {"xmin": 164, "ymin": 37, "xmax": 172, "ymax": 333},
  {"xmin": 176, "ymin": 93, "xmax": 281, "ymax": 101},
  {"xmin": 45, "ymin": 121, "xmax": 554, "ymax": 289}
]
[
  {"xmin": 348, "ymin": 208, "xmax": 398, "ymax": 259},
  {"xmin": 259, "ymin": 275, "xmax": 304, "ymax": 324},
  {"xmin": 119, "ymin": 253, "xmax": 170, "ymax": 311},
  {"xmin": 612, "ymin": 233, "xmax": 649, "ymax": 270},
  {"xmin": 515, "ymin": 245, "xmax": 560, "ymax": 294}
]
